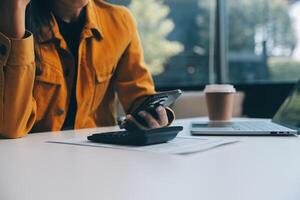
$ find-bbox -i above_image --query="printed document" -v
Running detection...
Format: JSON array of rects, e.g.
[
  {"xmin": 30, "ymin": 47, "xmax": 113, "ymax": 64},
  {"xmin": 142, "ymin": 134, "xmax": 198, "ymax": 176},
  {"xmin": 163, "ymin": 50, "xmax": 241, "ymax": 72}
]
[{"xmin": 48, "ymin": 136, "xmax": 238, "ymax": 155}]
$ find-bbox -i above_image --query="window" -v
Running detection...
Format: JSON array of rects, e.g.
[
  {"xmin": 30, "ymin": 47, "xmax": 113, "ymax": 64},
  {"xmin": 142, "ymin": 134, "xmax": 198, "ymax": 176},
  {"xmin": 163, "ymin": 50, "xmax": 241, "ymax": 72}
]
[
  {"xmin": 227, "ymin": 0, "xmax": 300, "ymax": 83},
  {"xmin": 108, "ymin": 0, "xmax": 300, "ymax": 87}
]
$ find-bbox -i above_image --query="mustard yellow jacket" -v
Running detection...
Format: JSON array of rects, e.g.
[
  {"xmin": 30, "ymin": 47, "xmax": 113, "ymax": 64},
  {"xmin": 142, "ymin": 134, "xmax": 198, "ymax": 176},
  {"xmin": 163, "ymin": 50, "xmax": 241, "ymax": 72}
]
[{"xmin": 0, "ymin": 1, "xmax": 159, "ymax": 138}]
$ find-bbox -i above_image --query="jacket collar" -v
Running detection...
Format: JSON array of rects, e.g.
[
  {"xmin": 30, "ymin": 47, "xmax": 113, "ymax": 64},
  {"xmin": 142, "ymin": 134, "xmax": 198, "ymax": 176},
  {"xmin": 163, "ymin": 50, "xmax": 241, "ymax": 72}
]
[{"xmin": 38, "ymin": 0, "xmax": 103, "ymax": 45}]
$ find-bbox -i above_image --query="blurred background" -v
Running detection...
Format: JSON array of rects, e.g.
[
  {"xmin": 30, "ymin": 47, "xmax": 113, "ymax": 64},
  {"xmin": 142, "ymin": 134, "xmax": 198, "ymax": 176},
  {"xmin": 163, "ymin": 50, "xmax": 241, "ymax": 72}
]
[{"xmin": 109, "ymin": 0, "xmax": 300, "ymax": 118}]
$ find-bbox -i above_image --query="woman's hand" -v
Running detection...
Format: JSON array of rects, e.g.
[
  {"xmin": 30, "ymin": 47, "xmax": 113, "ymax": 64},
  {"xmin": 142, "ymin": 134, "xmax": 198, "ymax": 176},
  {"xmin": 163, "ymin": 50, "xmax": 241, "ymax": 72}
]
[
  {"xmin": 2, "ymin": 0, "xmax": 31, "ymax": 7},
  {"xmin": 124, "ymin": 106, "xmax": 169, "ymax": 130},
  {"xmin": 0, "ymin": 0, "xmax": 31, "ymax": 38}
]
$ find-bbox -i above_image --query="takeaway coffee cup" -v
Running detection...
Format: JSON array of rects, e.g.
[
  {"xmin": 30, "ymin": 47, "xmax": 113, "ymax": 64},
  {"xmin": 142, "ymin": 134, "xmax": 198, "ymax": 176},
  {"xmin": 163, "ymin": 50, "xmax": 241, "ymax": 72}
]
[{"xmin": 204, "ymin": 84, "xmax": 236, "ymax": 122}]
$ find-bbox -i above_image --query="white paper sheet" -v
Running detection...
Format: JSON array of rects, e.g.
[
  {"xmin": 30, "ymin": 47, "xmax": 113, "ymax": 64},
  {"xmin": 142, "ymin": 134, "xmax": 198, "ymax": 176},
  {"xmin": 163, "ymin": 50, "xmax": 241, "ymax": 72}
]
[{"xmin": 48, "ymin": 136, "xmax": 238, "ymax": 155}]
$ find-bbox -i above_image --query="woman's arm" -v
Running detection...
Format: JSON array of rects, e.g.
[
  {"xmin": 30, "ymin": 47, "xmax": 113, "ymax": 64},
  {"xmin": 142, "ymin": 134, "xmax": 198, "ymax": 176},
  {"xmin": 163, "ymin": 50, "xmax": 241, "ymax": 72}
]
[
  {"xmin": 0, "ymin": 0, "xmax": 37, "ymax": 138},
  {"xmin": 115, "ymin": 7, "xmax": 175, "ymax": 130},
  {"xmin": 0, "ymin": 0, "xmax": 30, "ymax": 38}
]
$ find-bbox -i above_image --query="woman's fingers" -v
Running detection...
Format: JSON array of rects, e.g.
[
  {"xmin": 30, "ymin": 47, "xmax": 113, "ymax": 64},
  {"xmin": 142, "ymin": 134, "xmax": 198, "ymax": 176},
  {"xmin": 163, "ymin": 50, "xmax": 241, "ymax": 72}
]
[
  {"xmin": 138, "ymin": 111, "xmax": 160, "ymax": 128},
  {"xmin": 124, "ymin": 107, "xmax": 169, "ymax": 130},
  {"xmin": 155, "ymin": 106, "xmax": 168, "ymax": 126},
  {"xmin": 125, "ymin": 115, "xmax": 148, "ymax": 130}
]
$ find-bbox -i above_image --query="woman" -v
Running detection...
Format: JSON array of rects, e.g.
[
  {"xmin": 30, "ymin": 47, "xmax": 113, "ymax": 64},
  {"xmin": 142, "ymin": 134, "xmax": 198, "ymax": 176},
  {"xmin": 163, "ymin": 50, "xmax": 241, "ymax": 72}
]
[{"xmin": 0, "ymin": 0, "xmax": 174, "ymax": 138}]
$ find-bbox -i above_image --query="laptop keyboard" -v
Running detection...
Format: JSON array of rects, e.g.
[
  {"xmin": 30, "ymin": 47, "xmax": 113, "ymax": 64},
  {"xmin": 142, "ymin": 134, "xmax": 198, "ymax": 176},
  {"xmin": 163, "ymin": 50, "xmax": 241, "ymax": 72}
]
[
  {"xmin": 192, "ymin": 121, "xmax": 294, "ymax": 132},
  {"xmin": 231, "ymin": 121, "xmax": 290, "ymax": 131}
]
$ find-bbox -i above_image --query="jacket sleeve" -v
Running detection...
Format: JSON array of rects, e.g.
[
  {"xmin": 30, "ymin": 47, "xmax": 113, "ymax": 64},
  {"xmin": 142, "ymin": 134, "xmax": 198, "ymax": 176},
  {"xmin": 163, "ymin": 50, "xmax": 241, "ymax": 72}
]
[
  {"xmin": 115, "ymin": 8, "xmax": 175, "ymax": 124},
  {"xmin": 0, "ymin": 32, "xmax": 36, "ymax": 139},
  {"xmin": 115, "ymin": 7, "xmax": 156, "ymax": 114}
]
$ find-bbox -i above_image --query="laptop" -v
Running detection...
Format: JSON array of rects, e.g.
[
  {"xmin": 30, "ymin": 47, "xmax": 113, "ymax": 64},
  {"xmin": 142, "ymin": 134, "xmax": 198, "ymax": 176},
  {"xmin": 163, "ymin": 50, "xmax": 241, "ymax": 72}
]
[{"xmin": 190, "ymin": 80, "xmax": 300, "ymax": 136}]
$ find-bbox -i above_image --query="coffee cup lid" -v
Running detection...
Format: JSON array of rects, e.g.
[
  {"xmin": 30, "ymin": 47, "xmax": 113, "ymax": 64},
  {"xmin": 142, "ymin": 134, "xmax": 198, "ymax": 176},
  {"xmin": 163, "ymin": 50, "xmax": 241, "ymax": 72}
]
[{"xmin": 204, "ymin": 84, "xmax": 236, "ymax": 93}]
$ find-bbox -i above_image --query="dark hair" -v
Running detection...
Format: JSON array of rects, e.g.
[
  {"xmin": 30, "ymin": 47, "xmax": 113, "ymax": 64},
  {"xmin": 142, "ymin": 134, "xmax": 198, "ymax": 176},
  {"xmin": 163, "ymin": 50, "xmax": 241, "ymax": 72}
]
[
  {"xmin": 25, "ymin": 0, "xmax": 52, "ymax": 40},
  {"xmin": 25, "ymin": 0, "xmax": 53, "ymax": 64}
]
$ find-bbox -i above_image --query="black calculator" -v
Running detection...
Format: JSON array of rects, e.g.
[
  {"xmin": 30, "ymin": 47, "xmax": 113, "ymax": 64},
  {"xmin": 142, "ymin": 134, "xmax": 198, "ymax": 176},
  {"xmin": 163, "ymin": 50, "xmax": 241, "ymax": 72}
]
[{"xmin": 87, "ymin": 126, "xmax": 183, "ymax": 146}]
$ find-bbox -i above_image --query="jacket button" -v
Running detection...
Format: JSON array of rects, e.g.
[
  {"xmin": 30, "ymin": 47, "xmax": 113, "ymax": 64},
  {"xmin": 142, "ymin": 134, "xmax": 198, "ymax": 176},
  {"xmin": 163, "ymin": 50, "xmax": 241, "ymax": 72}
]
[
  {"xmin": 35, "ymin": 66, "xmax": 43, "ymax": 76},
  {"xmin": 56, "ymin": 109, "xmax": 65, "ymax": 116},
  {"xmin": 0, "ymin": 44, "xmax": 7, "ymax": 56}
]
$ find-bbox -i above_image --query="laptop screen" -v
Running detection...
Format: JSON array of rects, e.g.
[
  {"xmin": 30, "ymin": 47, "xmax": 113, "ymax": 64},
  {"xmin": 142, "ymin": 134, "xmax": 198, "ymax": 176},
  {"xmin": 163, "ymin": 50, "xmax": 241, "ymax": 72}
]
[{"xmin": 273, "ymin": 80, "xmax": 300, "ymax": 131}]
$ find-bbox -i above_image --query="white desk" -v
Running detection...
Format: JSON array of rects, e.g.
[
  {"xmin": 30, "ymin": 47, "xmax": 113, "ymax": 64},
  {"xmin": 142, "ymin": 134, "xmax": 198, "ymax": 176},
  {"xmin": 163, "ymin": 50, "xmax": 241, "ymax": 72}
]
[{"xmin": 1, "ymin": 118, "xmax": 300, "ymax": 200}]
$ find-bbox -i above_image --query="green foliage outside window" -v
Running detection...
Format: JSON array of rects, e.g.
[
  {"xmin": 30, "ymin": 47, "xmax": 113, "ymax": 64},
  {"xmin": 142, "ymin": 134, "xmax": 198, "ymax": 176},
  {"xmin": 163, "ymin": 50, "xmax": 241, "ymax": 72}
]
[
  {"xmin": 228, "ymin": 0, "xmax": 296, "ymax": 55},
  {"xmin": 269, "ymin": 58, "xmax": 300, "ymax": 82},
  {"xmin": 129, "ymin": 0, "xmax": 184, "ymax": 75},
  {"xmin": 196, "ymin": 0, "xmax": 297, "ymax": 56}
]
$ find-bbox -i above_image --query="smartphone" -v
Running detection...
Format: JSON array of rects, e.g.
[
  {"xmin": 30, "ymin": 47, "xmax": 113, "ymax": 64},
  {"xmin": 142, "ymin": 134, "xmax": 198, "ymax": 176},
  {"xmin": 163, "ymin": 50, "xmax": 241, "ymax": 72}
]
[{"xmin": 129, "ymin": 89, "xmax": 182, "ymax": 125}]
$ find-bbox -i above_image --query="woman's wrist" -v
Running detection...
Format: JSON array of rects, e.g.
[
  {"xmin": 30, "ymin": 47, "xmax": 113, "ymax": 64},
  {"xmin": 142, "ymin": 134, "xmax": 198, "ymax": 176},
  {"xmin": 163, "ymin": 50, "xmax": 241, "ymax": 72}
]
[{"xmin": 0, "ymin": 2, "xmax": 27, "ymax": 39}]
